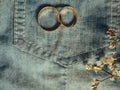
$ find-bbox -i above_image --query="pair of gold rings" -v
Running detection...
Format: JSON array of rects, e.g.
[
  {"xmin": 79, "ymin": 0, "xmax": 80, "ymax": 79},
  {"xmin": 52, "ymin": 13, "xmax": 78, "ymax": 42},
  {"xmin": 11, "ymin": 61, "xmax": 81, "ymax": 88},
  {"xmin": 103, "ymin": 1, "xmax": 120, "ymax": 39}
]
[{"xmin": 37, "ymin": 6, "xmax": 78, "ymax": 31}]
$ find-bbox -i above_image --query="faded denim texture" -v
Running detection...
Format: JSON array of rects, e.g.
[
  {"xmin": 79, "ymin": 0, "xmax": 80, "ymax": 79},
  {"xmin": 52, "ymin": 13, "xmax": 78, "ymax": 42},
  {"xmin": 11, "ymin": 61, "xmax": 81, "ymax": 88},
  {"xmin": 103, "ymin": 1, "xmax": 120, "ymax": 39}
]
[{"xmin": 0, "ymin": 0, "xmax": 120, "ymax": 90}]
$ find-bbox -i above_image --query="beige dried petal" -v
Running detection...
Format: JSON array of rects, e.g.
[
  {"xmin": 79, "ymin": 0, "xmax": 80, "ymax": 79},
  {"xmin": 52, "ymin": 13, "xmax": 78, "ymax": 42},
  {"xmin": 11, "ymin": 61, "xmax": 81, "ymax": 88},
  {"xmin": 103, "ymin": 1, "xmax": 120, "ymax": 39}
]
[
  {"xmin": 90, "ymin": 87, "xmax": 96, "ymax": 90},
  {"xmin": 102, "ymin": 56, "xmax": 117, "ymax": 65},
  {"xmin": 108, "ymin": 64, "xmax": 116, "ymax": 71},
  {"xmin": 114, "ymin": 68, "xmax": 120, "ymax": 77},
  {"xmin": 102, "ymin": 59, "xmax": 108, "ymax": 65},
  {"xmin": 109, "ymin": 56, "xmax": 117, "ymax": 61},
  {"xmin": 107, "ymin": 28, "xmax": 117, "ymax": 38},
  {"xmin": 86, "ymin": 64, "xmax": 93, "ymax": 70},
  {"xmin": 116, "ymin": 38, "xmax": 120, "ymax": 45},
  {"xmin": 93, "ymin": 66, "xmax": 102, "ymax": 73},
  {"xmin": 90, "ymin": 78, "xmax": 100, "ymax": 90},
  {"xmin": 94, "ymin": 61, "xmax": 104, "ymax": 70},
  {"xmin": 107, "ymin": 35, "xmax": 112, "ymax": 39},
  {"xmin": 92, "ymin": 78, "xmax": 100, "ymax": 84},
  {"xmin": 112, "ymin": 70, "xmax": 117, "ymax": 76},
  {"xmin": 110, "ymin": 75, "xmax": 116, "ymax": 81},
  {"xmin": 115, "ymin": 36, "xmax": 120, "ymax": 41},
  {"xmin": 109, "ymin": 41, "xmax": 118, "ymax": 49},
  {"xmin": 94, "ymin": 61, "xmax": 103, "ymax": 67}
]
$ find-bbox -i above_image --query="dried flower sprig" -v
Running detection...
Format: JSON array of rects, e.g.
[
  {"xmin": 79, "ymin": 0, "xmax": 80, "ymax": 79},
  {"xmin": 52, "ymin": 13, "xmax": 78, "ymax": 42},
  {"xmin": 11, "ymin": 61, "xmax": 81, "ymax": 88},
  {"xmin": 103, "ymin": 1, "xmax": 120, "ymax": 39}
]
[
  {"xmin": 86, "ymin": 61, "xmax": 104, "ymax": 73},
  {"xmin": 109, "ymin": 41, "xmax": 118, "ymax": 49},
  {"xmin": 107, "ymin": 28, "xmax": 120, "ymax": 49},
  {"xmin": 86, "ymin": 28, "xmax": 120, "ymax": 90},
  {"xmin": 86, "ymin": 55, "xmax": 117, "ymax": 72},
  {"xmin": 86, "ymin": 55, "xmax": 120, "ymax": 90},
  {"xmin": 90, "ymin": 76, "xmax": 113, "ymax": 90},
  {"xmin": 107, "ymin": 28, "xmax": 117, "ymax": 39},
  {"xmin": 90, "ymin": 78, "xmax": 100, "ymax": 90}
]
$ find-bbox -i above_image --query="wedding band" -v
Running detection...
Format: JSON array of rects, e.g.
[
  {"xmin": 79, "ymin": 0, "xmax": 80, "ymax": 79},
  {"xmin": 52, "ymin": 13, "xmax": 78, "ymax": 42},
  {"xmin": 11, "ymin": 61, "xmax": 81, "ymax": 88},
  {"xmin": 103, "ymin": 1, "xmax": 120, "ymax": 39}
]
[
  {"xmin": 59, "ymin": 6, "xmax": 78, "ymax": 28},
  {"xmin": 37, "ymin": 6, "xmax": 78, "ymax": 31},
  {"xmin": 37, "ymin": 6, "xmax": 61, "ymax": 31}
]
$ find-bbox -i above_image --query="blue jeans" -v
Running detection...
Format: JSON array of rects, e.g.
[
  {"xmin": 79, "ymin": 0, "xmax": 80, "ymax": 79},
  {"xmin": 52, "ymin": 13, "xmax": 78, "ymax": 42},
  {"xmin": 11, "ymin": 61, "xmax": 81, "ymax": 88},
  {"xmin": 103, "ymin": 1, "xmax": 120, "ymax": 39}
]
[{"xmin": 0, "ymin": 0, "xmax": 120, "ymax": 90}]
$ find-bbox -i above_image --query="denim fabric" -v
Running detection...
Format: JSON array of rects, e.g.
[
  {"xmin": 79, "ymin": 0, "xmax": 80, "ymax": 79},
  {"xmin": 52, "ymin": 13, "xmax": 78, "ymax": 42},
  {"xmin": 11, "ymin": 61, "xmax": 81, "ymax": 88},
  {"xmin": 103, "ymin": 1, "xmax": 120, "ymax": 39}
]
[{"xmin": 0, "ymin": 0, "xmax": 120, "ymax": 90}]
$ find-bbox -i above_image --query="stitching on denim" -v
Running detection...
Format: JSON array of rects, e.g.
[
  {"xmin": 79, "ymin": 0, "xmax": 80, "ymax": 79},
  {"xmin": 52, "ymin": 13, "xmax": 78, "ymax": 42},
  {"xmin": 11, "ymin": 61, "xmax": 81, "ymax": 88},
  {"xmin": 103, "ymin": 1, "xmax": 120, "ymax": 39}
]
[
  {"xmin": 63, "ymin": 67, "xmax": 68, "ymax": 90},
  {"xmin": 14, "ymin": 0, "xmax": 47, "ymax": 60},
  {"xmin": 15, "ymin": 0, "xmax": 108, "ymax": 62},
  {"xmin": 111, "ymin": 0, "xmax": 120, "ymax": 29},
  {"xmin": 110, "ymin": 0, "xmax": 113, "ymax": 27},
  {"xmin": 14, "ymin": 0, "xmax": 18, "ymax": 44},
  {"xmin": 116, "ymin": 0, "xmax": 120, "ymax": 32},
  {"xmin": 67, "ymin": 0, "xmax": 116, "ymax": 65},
  {"xmin": 14, "ymin": 0, "xmax": 49, "ymax": 60},
  {"xmin": 14, "ymin": 0, "xmax": 110, "ymax": 66},
  {"xmin": 53, "ymin": 44, "xmax": 109, "ymax": 67},
  {"xmin": 110, "ymin": 0, "xmax": 118, "ymax": 28},
  {"xmin": 110, "ymin": 0, "xmax": 120, "ymax": 49},
  {"xmin": 14, "ymin": 0, "xmax": 26, "ymax": 44}
]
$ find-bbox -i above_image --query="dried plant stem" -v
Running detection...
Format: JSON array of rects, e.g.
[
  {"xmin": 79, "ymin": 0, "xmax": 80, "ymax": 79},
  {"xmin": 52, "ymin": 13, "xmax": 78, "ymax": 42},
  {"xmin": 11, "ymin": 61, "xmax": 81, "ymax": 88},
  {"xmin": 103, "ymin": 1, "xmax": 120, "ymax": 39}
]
[
  {"xmin": 102, "ymin": 69, "xmax": 112, "ymax": 75},
  {"xmin": 100, "ymin": 76, "xmax": 111, "ymax": 82}
]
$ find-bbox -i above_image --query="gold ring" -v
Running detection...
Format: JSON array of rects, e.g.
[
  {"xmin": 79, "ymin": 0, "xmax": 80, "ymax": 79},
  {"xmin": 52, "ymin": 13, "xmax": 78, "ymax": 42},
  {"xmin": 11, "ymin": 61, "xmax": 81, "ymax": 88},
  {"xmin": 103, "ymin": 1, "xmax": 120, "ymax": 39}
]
[
  {"xmin": 59, "ymin": 6, "xmax": 78, "ymax": 28},
  {"xmin": 37, "ymin": 6, "xmax": 61, "ymax": 31}
]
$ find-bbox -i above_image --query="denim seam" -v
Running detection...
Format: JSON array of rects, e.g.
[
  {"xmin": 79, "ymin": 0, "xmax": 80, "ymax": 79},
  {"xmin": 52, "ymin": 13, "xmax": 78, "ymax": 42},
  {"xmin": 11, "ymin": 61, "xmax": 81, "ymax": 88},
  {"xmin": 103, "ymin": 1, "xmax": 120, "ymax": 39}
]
[
  {"xmin": 116, "ymin": 0, "xmax": 120, "ymax": 32},
  {"xmin": 112, "ymin": 0, "xmax": 120, "ymax": 52},
  {"xmin": 111, "ymin": 0, "xmax": 120, "ymax": 29},
  {"xmin": 13, "ymin": 0, "xmax": 111, "ymax": 66},
  {"xmin": 63, "ymin": 67, "xmax": 68, "ymax": 90},
  {"xmin": 13, "ymin": 0, "xmax": 49, "ymax": 60},
  {"xmin": 14, "ymin": 0, "xmax": 26, "ymax": 44}
]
